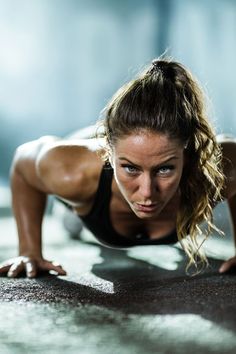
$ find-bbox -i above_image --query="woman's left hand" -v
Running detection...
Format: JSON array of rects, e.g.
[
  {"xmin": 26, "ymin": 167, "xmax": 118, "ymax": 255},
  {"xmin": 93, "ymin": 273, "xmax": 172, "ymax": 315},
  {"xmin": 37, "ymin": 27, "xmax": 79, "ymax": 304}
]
[{"xmin": 219, "ymin": 256, "xmax": 236, "ymax": 273}]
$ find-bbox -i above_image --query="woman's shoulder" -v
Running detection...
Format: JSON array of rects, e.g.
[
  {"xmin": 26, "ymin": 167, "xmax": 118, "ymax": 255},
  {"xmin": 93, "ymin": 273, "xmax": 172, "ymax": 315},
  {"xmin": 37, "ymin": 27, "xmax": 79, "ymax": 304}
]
[{"xmin": 36, "ymin": 137, "xmax": 106, "ymax": 204}]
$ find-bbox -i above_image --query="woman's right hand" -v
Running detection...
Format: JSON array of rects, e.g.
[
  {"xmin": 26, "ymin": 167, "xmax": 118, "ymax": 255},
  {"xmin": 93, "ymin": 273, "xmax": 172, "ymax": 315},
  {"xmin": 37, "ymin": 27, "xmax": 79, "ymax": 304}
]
[{"xmin": 0, "ymin": 256, "xmax": 67, "ymax": 278}]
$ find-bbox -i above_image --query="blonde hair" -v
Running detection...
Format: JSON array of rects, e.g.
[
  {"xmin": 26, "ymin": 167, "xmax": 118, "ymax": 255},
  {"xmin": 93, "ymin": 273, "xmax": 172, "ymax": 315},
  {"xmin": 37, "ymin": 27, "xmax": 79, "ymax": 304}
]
[{"xmin": 100, "ymin": 58, "xmax": 225, "ymax": 274}]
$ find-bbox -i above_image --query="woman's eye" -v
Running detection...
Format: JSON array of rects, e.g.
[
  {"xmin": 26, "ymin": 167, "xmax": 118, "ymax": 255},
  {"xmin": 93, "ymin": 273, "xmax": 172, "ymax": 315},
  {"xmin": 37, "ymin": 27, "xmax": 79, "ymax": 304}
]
[
  {"xmin": 157, "ymin": 165, "xmax": 174, "ymax": 175},
  {"xmin": 121, "ymin": 164, "xmax": 175, "ymax": 175},
  {"xmin": 122, "ymin": 165, "xmax": 138, "ymax": 174}
]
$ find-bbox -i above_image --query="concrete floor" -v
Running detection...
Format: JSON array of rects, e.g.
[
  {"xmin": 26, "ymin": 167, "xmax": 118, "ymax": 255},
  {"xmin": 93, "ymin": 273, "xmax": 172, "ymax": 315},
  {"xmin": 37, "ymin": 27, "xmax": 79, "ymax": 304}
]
[{"xmin": 0, "ymin": 203, "xmax": 236, "ymax": 354}]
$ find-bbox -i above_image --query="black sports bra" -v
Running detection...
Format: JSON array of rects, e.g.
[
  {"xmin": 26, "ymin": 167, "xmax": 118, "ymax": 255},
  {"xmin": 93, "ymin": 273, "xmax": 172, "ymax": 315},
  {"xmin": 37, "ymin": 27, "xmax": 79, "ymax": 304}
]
[{"xmin": 79, "ymin": 163, "xmax": 178, "ymax": 248}]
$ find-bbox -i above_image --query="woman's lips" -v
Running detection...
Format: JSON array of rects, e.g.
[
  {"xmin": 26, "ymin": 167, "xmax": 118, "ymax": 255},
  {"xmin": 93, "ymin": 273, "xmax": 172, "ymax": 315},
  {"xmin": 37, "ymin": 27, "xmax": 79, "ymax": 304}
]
[{"xmin": 134, "ymin": 203, "xmax": 159, "ymax": 212}]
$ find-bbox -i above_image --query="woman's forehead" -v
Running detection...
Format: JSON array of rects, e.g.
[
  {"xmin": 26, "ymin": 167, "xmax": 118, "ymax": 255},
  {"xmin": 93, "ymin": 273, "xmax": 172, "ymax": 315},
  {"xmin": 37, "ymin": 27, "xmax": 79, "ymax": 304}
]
[
  {"xmin": 114, "ymin": 131, "xmax": 181, "ymax": 151},
  {"xmin": 112, "ymin": 131, "xmax": 183, "ymax": 164}
]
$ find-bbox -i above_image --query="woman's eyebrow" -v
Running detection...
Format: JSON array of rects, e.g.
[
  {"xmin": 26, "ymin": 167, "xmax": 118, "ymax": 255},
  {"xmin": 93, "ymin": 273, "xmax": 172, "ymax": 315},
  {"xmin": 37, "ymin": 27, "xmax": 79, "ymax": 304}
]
[{"xmin": 118, "ymin": 156, "xmax": 179, "ymax": 168}]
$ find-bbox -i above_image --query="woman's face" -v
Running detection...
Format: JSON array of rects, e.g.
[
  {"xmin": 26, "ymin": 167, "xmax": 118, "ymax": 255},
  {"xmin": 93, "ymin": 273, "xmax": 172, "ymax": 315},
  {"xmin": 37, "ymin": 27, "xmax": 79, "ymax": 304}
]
[{"xmin": 111, "ymin": 130, "xmax": 185, "ymax": 219}]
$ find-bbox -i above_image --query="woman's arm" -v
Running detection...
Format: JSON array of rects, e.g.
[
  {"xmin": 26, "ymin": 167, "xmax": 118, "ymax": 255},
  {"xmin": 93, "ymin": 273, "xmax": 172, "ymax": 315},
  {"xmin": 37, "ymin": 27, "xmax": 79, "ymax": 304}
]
[
  {"xmin": 219, "ymin": 194, "xmax": 236, "ymax": 273},
  {"xmin": 217, "ymin": 138, "xmax": 236, "ymax": 273},
  {"xmin": 0, "ymin": 137, "xmax": 67, "ymax": 278},
  {"xmin": 0, "ymin": 135, "xmax": 102, "ymax": 278}
]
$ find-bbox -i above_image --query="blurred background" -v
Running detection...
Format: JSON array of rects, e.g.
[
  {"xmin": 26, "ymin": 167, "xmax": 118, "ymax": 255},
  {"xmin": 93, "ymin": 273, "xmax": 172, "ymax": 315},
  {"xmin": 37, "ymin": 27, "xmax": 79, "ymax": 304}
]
[{"xmin": 0, "ymin": 0, "xmax": 236, "ymax": 187}]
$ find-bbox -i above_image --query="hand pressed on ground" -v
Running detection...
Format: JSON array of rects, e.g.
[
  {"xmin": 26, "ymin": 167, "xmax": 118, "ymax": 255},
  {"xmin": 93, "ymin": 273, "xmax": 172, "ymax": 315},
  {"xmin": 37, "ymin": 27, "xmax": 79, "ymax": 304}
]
[{"xmin": 0, "ymin": 256, "xmax": 67, "ymax": 278}]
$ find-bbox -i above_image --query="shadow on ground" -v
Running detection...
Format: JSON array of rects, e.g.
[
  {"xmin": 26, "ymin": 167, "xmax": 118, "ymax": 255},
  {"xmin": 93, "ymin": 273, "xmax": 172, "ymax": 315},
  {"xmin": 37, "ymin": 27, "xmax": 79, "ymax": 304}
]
[
  {"xmin": 1, "ymin": 244, "xmax": 236, "ymax": 332},
  {"xmin": 0, "ymin": 208, "xmax": 236, "ymax": 354}
]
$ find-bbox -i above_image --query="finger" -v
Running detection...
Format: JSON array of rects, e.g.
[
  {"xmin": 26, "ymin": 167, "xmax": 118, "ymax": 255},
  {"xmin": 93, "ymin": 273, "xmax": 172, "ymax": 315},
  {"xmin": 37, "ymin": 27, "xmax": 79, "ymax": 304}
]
[
  {"xmin": 40, "ymin": 261, "xmax": 67, "ymax": 275},
  {"xmin": 48, "ymin": 264, "xmax": 67, "ymax": 276},
  {"xmin": 52, "ymin": 262, "xmax": 63, "ymax": 268},
  {"xmin": 219, "ymin": 259, "xmax": 236, "ymax": 273},
  {"xmin": 219, "ymin": 263, "xmax": 230, "ymax": 273},
  {"xmin": 0, "ymin": 265, "xmax": 11, "ymax": 274},
  {"xmin": 0, "ymin": 262, "xmax": 12, "ymax": 274},
  {"xmin": 51, "ymin": 261, "xmax": 67, "ymax": 275},
  {"xmin": 0, "ymin": 259, "xmax": 14, "ymax": 272},
  {"xmin": 7, "ymin": 261, "xmax": 24, "ymax": 278},
  {"xmin": 25, "ymin": 261, "xmax": 37, "ymax": 278}
]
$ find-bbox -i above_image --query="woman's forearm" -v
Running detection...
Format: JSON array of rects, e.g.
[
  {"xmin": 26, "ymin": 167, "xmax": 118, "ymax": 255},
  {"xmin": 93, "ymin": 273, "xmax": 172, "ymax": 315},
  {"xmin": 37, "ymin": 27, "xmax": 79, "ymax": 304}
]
[
  {"xmin": 227, "ymin": 193, "xmax": 236, "ymax": 252},
  {"xmin": 11, "ymin": 166, "xmax": 47, "ymax": 258}
]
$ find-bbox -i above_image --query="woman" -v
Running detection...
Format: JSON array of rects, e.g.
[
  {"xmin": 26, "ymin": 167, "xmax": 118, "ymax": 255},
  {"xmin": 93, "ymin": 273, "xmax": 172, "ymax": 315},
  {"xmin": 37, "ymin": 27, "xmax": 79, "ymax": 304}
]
[{"xmin": 0, "ymin": 58, "xmax": 236, "ymax": 278}]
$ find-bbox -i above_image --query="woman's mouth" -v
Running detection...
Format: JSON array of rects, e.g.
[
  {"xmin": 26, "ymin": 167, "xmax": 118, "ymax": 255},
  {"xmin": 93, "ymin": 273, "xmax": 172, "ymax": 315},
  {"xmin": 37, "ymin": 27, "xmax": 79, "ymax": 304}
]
[{"xmin": 134, "ymin": 203, "xmax": 159, "ymax": 213}]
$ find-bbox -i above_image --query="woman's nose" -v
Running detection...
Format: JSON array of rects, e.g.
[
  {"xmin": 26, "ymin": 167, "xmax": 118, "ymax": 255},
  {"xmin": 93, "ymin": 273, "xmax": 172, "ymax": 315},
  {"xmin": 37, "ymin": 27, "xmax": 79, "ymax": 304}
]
[{"xmin": 138, "ymin": 174, "xmax": 156, "ymax": 199}]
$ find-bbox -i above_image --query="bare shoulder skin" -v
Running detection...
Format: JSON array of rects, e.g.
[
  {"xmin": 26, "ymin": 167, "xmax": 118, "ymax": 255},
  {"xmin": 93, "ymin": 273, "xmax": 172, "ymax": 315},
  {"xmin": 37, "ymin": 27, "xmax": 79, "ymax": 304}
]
[{"xmin": 35, "ymin": 137, "xmax": 104, "ymax": 213}]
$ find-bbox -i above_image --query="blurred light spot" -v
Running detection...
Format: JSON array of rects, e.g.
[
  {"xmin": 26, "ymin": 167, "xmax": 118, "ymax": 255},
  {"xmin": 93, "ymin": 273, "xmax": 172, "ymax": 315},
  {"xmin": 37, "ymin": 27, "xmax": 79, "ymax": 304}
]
[{"xmin": 127, "ymin": 245, "xmax": 183, "ymax": 270}]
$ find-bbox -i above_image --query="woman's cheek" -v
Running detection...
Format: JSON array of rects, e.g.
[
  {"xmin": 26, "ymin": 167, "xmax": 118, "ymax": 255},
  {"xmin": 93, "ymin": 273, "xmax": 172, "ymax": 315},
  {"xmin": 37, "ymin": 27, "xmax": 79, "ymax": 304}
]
[
  {"xmin": 119, "ymin": 176, "xmax": 134, "ymax": 192},
  {"xmin": 161, "ymin": 177, "xmax": 180, "ymax": 195},
  {"xmin": 115, "ymin": 169, "xmax": 128, "ymax": 188},
  {"xmin": 116, "ymin": 171, "xmax": 136, "ymax": 195},
  {"xmin": 171, "ymin": 175, "xmax": 182, "ymax": 193}
]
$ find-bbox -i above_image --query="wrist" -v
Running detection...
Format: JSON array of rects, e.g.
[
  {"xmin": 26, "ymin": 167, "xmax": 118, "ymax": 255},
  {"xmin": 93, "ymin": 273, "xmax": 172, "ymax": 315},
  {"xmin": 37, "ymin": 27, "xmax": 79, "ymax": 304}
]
[{"xmin": 19, "ymin": 247, "xmax": 43, "ymax": 259}]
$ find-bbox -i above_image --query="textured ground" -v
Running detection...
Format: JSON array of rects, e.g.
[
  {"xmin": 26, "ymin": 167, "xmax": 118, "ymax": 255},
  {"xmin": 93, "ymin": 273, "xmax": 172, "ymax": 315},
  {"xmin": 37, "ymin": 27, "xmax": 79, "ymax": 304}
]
[{"xmin": 0, "ymin": 202, "xmax": 236, "ymax": 354}]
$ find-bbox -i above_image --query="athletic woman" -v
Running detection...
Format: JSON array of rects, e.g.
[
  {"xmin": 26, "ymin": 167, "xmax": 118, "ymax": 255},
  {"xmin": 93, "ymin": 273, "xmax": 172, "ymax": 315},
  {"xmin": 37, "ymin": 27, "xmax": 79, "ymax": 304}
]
[{"xmin": 1, "ymin": 58, "xmax": 236, "ymax": 278}]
